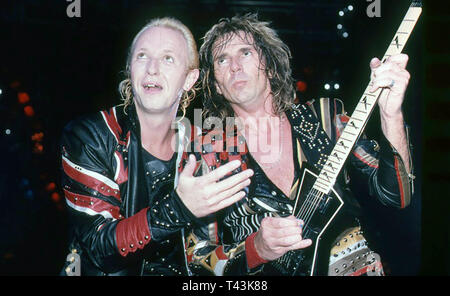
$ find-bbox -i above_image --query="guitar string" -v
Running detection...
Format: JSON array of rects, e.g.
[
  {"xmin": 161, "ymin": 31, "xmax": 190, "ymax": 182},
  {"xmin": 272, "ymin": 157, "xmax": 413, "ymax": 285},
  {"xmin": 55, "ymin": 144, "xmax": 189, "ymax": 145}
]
[
  {"xmin": 301, "ymin": 188, "xmax": 325, "ymax": 229},
  {"xmin": 296, "ymin": 187, "xmax": 320, "ymax": 223},
  {"xmin": 303, "ymin": 190, "xmax": 325, "ymax": 229},
  {"xmin": 295, "ymin": 188, "xmax": 316, "ymax": 221},
  {"xmin": 296, "ymin": 187, "xmax": 324, "ymax": 230}
]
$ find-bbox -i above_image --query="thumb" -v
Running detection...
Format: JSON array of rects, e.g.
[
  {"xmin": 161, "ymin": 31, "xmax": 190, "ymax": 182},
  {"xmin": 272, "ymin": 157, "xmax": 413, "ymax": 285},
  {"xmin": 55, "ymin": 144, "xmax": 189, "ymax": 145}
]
[
  {"xmin": 370, "ymin": 57, "xmax": 381, "ymax": 70},
  {"xmin": 180, "ymin": 154, "xmax": 197, "ymax": 178}
]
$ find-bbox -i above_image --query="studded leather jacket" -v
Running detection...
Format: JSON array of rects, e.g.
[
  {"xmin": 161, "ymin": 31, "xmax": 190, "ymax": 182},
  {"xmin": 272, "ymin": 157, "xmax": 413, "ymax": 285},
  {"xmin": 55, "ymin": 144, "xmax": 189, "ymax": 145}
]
[
  {"xmin": 183, "ymin": 98, "xmax": 414, "ymax": 276},
  {"xmin": 60, "ymin": 104, "xmax": 196, "ymax": 276}
]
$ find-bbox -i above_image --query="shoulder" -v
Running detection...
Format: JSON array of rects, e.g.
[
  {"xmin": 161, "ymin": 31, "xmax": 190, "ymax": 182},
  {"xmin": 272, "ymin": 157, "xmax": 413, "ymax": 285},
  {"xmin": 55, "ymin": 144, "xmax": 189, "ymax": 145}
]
[
  {"xmin": 63, "ymin": 105, "xmax": 126, "ymax": 144},
  {"xmin": 61, "ymin": 106, "xmax": 127, "ymax": 165}
]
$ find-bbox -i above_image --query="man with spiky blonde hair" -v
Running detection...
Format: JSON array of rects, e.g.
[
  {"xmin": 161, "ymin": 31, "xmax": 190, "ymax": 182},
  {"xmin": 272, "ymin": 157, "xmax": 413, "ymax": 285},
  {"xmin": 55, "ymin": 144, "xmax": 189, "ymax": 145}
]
[{"xmin": 60, "ymin": 17, "xmax": 253, "ymax": 276}]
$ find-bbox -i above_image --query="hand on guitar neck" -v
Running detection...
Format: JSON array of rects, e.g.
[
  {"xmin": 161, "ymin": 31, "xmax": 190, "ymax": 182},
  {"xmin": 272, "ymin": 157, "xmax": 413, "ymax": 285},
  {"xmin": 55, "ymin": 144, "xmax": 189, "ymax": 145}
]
[{"xmin": 369, "ymin": 53, "xmax": 412, "ymax": 173}]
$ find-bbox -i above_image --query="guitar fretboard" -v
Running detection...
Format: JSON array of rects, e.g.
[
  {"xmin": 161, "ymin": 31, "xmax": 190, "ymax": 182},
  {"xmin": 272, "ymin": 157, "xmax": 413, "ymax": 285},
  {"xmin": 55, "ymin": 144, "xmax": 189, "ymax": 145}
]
[{"xmin": 312, "ymin": 1, "xmax": 422, "ymax": 194}]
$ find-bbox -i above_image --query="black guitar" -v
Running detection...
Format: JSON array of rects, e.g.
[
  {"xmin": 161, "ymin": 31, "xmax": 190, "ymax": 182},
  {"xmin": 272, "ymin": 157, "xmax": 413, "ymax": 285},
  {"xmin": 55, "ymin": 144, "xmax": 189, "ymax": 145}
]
[{"xmin": 263, "ymin": 1, "xmax": 422, "ymax": 276}]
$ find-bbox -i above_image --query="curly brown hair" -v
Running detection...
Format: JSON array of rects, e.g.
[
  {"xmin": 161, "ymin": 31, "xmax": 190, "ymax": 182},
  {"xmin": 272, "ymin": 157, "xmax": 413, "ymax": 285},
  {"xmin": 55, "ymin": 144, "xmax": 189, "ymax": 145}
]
[
  {"xmin": 118, "ymin": 17, "xmax": 199, "ymax": 117},
  {"xmin": 200, "ymin": 13, "xmax": 295, "ymax": 119}
]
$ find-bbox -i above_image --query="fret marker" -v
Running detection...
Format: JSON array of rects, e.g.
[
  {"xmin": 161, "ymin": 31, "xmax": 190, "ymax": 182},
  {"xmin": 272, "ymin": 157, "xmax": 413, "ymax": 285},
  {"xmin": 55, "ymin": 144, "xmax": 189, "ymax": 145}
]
[
  {"xmin": 349, "ymin": 121, "xmax": 357, "ymax": 129},
  {"xmin": 362, "ymin": 96, "xmax": 368, "ymax": 110},
  {"xmin": 333, "ymin": 152, "xmax": 342, "ymax": 161},
  {"xmin": 327, "ymin": 162, "xmax": 335, "ymax": 171},
  {"xmin": 394, "ymin": 35, "xmax": 400, "ymax": 49},
  {"xmin": 339, "ymin": 141, "xmax": 348, "ymax": 149}
]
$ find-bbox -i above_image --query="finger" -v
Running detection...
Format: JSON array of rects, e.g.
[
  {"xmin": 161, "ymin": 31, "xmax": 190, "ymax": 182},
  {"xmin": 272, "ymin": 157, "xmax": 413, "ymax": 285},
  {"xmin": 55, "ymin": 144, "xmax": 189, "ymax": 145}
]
[
  {"xmin": 276, "ymin": 235, "xmax": 304, "ymax": 248},
  {"xmin": 386, "ymin": 53, "xmax": 409, "ymax": 69},
  {"xmin": 202, "ymin": 159, "xmax": 242, "ymax": 183},
  {"xmin": 268, "ymin": 216, "xmax": 303, "ymax": 228},
  {"xmin": 370, "ymin": 57, "xmax": 382, "ymax": 71},
  {"xmin": 206, "ymin": 168, "xmax": 253, "ymax": 194},
  {"xmin": 206, "ymin": 177, "xmax": 251, "ymax": 207},
  {"xmin": 373, "ymin": 60, "xmax": 409, "ymax": 77},
  {"xmin": 286, "ymin": 238, "xmax": 313, "ymax": 251},
  {"xmin": 179, "ymin": 154, "xmax": 197, "ymax": 178},
  {"xmin": 373, "ymin": 63, "xmax": 410, "ymax": 82},
  {"xmin": 271, "ymin": 225, "xmax": 303, "ymax": 238},
  {"xmin": 207, "ymin": 190, "xmax": 247, "ymax": 214},
  {"xmin": 371, "ymin": 74, "xmax": 407, "ymax": 93}
]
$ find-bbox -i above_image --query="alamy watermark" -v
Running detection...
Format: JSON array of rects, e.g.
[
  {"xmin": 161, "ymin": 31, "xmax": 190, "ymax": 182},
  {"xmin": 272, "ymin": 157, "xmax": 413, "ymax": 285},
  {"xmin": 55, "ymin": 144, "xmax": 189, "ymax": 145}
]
[
  {"xmin": 66, "ymin": 0, "xmax": 81, "ymax": 18},
  {"xmin": 366, "ymin": 0, "xmax": 381, "ymax": 18},
  {"xmin": 65, "ymin": 250, "xmax": 81, "ymax": 276},
  {"xmin": 172, "ymin": 108, "xmax": 283, "ymax": 165}
]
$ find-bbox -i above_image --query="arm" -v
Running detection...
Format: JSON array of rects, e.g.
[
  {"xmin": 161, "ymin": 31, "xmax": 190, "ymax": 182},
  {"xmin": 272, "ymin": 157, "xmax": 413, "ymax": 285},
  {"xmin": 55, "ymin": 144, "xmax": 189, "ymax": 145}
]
[
  {"xmin": 61, "ymin": 116, "xmax": 195, "ymax": 274},
  {"xmin": 61, "ymin": 117, "xmax": 132, "ymax": 273},
  {"xmin": 369, "ymin": 54, "xmax": 414, "ymax": 207},
  {"xmin": 370, "ymin": 54, "xmax": 412, "ymax": 174},
  {"xmin": 335, "ymin": 54, "xmax": 414, "ymax": 208}
]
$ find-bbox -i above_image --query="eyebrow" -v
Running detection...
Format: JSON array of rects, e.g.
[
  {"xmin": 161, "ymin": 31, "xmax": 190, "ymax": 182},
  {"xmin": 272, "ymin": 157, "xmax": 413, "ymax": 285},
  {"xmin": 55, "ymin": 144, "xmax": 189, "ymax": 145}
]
[{"xmin": 214, "ymin": 46, "xmax": 254, "ymax": 62}]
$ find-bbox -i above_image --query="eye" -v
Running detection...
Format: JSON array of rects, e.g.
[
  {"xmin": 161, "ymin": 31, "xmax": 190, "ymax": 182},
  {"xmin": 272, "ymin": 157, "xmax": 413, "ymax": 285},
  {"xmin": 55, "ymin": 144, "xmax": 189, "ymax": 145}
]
[
  {"xmin": 217, "ymin": 57, "xmax": 228, "ymax": 66},
  {"xmin": 243, "ymin": 50, "xmax": 252, "ymax": 57},
  {"xmin": 164, "ymin": 55, "xmax": 174, "ymax": 63},
  {"xmin": 136, "ymin": 52, "xmax": 147, "ymax": 59}
]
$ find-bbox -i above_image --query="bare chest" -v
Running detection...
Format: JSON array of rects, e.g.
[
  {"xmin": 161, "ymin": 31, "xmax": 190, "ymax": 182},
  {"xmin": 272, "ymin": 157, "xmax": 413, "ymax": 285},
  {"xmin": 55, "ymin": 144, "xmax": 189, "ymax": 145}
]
[{"xmin": 251, "ymin": 131, "xmax": 295, "ymax": 197}]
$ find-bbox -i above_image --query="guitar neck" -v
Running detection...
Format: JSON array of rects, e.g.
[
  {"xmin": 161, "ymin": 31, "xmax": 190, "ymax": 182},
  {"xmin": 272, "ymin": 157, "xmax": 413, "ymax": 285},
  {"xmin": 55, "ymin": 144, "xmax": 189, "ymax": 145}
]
[{"xmin": 312, "ymin": 1, "xmax": 422, "ymax": 194}]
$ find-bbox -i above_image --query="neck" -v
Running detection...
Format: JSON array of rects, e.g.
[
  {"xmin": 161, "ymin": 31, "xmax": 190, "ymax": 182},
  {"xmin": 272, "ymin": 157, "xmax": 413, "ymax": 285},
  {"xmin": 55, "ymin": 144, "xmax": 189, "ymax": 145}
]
[
  {"xmin": 136, "ymin": 108, "xmax": 177, "ymax": 160},
  {"xmin": 231, "ymin": 94, "xmax": 282, "ymax": 132}
]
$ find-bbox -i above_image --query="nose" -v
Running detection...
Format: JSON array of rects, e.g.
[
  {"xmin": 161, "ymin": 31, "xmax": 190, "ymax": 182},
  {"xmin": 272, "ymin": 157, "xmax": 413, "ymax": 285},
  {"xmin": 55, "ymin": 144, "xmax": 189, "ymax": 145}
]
[
  {"xmin": 230, "ymin": 56, "xmax": 242, "ymax": 73},
  {"xmin": 146, "ymin": 58, "xmax": 159, "ymax": 75}
]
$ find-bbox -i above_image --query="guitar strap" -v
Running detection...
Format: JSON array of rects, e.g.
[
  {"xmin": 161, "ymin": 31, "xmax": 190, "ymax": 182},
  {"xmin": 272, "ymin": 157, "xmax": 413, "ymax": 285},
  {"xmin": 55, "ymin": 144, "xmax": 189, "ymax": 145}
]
[{"xmin": 287, "ymin": 102, "xmax": 335, "ymax": 171}]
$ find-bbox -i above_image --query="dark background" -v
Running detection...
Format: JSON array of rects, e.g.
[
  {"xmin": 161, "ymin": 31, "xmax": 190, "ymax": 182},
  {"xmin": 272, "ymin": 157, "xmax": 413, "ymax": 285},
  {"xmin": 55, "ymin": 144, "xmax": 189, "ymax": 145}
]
[{"xmin": 0, "ymin": 0, "xmax": 447, "ymax": 276}]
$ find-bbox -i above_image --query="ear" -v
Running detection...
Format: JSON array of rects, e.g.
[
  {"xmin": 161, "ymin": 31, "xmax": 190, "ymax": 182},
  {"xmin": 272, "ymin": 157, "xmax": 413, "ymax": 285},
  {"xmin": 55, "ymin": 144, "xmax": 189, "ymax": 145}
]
[{"xmin": 183, "ymin": 69, "xmax": 200, "ymax": 92}]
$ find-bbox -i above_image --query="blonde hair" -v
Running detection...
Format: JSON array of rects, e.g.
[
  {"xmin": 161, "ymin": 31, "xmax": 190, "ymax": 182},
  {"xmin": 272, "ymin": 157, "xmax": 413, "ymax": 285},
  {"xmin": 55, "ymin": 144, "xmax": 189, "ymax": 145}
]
[{"xmin": 118, "ymin": 17, "xmax": 199, "ymax": 117}]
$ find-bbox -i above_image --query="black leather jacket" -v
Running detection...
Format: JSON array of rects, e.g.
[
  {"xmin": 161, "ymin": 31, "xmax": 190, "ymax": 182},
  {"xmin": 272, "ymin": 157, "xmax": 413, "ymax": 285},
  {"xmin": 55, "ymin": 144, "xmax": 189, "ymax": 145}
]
[
  {"xmin": 59, "ymin": 104, "xmax": 196, "ymax": 276},
  {"xmin": 184, "ymin": 99, "xmax": 414, "ymax": 276}
]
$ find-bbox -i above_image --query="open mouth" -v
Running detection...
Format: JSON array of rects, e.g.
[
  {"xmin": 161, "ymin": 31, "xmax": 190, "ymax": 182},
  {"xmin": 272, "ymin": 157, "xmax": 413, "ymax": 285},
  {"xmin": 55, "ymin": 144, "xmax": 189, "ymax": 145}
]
[{"xmin": 143, "ymin": 83, "xmax": 163, "ymax": 90}]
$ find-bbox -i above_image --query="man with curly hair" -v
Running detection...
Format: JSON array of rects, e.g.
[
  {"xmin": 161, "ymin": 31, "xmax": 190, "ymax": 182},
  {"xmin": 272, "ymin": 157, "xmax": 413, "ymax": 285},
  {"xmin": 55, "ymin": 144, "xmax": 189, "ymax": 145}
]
[{"xmin": 183, "ymin": 13, "xmax": 414, "ymax": 276}]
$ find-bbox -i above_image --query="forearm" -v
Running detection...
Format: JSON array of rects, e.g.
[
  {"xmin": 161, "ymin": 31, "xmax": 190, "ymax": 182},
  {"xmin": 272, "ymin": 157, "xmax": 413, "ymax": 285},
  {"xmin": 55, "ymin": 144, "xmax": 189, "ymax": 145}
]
[{"xmin": 379, "ymin": 111, "xmax": 411, "ymax": 173}]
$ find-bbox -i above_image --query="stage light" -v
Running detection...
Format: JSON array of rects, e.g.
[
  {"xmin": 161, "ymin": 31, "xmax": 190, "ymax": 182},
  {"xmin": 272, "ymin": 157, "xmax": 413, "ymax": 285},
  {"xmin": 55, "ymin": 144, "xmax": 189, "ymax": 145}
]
[
  {"xmin": 337, "ymin": 24, "xmax": 343, "ymax": 30},
  {"xmin": 5, "ymin": 129, "xmax": 11, "ymax": 135},
  {"xmin": 32, "ymin": 132, "xmax": 44, "ymax": 142},
  {"xmin": 33, "ymin": 142, "xmax": 44, "ymax": 154},
  {"xmin": 342, "ymin": 32, "xmax": 349, "ymax": 38},
  {"xmin": 348, "ymin": 5, "xmax": 354, "ymax": 11},
  {"xmin": 46, "ymin": 182, "xmax": 56, "ymax": 192},
  {"xmin": 0, "ymin": 89, "xmax": 2, "ymax": 95},
  {"xmin": 51, "ymin": 192, "xmax": 62, "ymax": 203},
  {"xmin": 18, "ymin": 92, "xmax": 30, "ymax": 104},
  {"xmin": 24, "ymin": 105, "xmax": 35, "ymax": 117},
  {"xmin": 334, "ymin": 83, "xmax": 340, "ymax": 90},
  {"xmin": 324, "ymin": 83, "xmax": 331, "ymax": 90},
  {"xmin": 339, "ymin": 10, "xmax": 344, "ymax": 16},
  {"xmin": 296, "ymin": 80, "xmax": 307, "ymax": 92}
]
